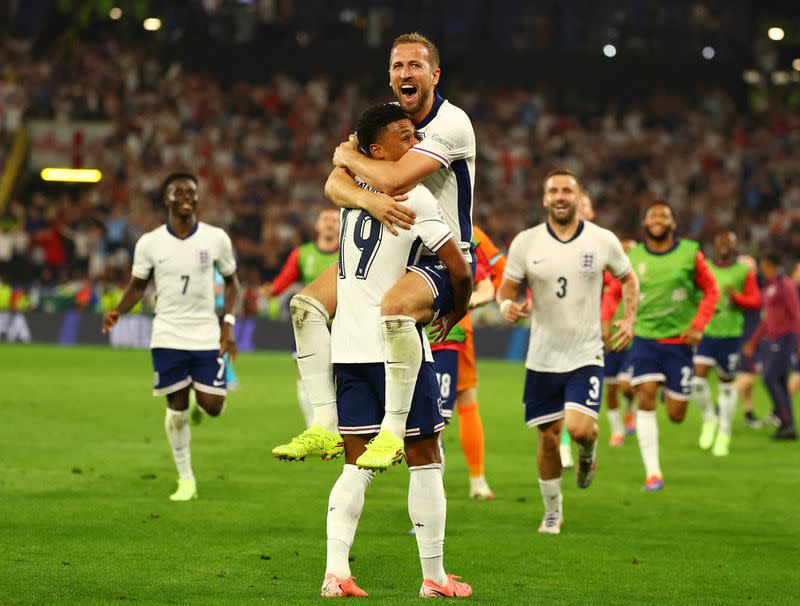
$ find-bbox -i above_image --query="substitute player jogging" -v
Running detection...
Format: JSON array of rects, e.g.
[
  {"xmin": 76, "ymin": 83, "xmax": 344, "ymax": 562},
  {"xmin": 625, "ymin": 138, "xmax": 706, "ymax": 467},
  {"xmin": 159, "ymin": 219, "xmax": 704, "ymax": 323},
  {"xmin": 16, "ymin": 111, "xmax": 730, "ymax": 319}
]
[
  {"xmin": 497, "ymin": 169, "xmax": 639, "ymax": 534},
  {"xmin": 693, "ymin": 231, "xmax": 761, "ymax": 456},
  {"xmin": 319, "ymin": 103, "xmax": 472, "ymax": 598},
  {"xmin": 102, "ymin": 173, "xmax": 240, "ymax": 501},
  {"xmin": 628, "ymin": 202, "xmax": 719, "ymax": 492}
]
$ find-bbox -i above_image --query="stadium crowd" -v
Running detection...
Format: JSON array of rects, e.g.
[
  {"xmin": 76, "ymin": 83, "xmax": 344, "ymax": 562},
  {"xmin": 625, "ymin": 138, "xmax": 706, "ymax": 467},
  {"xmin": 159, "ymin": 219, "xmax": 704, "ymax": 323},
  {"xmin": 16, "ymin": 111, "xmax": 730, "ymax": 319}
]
[{"xmin": 1, "ymin": 37, "xmax": 799, "ymax": 314}]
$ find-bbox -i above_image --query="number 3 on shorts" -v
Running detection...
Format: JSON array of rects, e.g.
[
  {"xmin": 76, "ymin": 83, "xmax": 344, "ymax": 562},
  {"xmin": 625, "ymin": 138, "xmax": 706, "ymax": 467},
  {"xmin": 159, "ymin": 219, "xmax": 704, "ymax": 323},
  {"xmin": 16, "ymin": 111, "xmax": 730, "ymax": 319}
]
[{"xmin": 588, "ymin": 376, "xmax": 600, "ymax": 400}]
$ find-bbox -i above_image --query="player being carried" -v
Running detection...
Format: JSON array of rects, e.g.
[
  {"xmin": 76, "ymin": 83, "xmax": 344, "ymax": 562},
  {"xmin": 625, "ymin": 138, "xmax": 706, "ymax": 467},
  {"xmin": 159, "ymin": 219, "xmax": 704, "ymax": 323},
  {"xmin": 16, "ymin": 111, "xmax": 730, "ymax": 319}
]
[
  {"xmin": 627, "ymin": 202, "xmax": 719, "ymax": 491},
  {"xmin": 261, "ymin": 208, "xmax": 339, "ymax": 427},
  {"xmin": 496, "ymin": 169, "xmax": 639, "ymax": 534},
  {"xmin": 692, "ymin": 231, "xmax": 761, "ymax": 456},
  {"xmin": 273, "ymin": 32, "xmax": 476, "ymax": 471},
  {"xmin": 102, "ymin": 173, "xmax": 240, "ymax": 501},
  {"xmin": 320, "ymin": 103, "xmax": 473, "ymax": 598}
]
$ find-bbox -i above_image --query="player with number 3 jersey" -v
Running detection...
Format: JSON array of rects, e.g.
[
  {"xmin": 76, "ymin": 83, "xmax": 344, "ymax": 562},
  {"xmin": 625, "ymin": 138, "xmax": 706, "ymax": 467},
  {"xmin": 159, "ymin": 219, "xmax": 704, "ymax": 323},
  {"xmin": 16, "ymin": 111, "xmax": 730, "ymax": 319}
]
[{"xmin": 496, "ymin": 169, "xmax": 639, "ymax": 535}]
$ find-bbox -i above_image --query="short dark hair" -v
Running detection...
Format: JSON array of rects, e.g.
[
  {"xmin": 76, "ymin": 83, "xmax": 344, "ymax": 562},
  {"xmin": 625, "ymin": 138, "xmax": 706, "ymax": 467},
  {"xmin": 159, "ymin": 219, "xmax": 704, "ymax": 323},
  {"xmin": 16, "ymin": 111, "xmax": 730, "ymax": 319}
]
[
  {"xmin": 355, "ymin": 103, "xmax": 409, "ymax": 158},
  {"xmin": 643, "ymin": 200, "xmax": 675, "ymax": 219},
  {"xmin": 543, "ymin": 168, "xmax": 582, "ymax": 191},
  {"xmin": 161, "ymin": 172, "xmax": 198, "ymax": 201},
  {"xmin": 760, "ymin": 249, "xmax": 782, "ymax": 267}
]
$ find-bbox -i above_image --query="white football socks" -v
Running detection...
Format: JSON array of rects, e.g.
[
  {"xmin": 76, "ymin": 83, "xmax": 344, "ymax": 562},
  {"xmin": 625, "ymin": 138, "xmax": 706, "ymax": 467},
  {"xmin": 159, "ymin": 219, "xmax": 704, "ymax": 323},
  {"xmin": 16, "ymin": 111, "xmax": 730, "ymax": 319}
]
[
  {"xmin": 538, "ymin": 477, "xmax": 563, "ymax": 516},
  {"xmin": 607, "ymin": 408, "xmax": 624, "ymax": 436},
  {"xmin": 718, "ymin": 381, "xmax": 737, "ymax": 436},
  {"xmin": 636, "ymin": 409, "xmax": 662, "ymax": 478},
  {"xmin": 326, "ymin": 464, "xmax": 375, "ymax": 579},
  {"xmin": 409, "ymin": 465, "xmax": 448, "ymax": 586},
  {"xmin": 290, "ymin": 295, "xmax": 338, "ymax": 434},
  {"xmin": 296, "ymin": 378, "xmax": 314, "ymax": 428},
  {"xmin": 381, "ymin": 315, "xmax": 422, "ymax": 440},
  {"xmin": 165, "ymin": 409, "xmax": 194, "ymax": 481},
  {"xmin": 692, "ymin": 377, "xmax": 716, "ymax": 422}
]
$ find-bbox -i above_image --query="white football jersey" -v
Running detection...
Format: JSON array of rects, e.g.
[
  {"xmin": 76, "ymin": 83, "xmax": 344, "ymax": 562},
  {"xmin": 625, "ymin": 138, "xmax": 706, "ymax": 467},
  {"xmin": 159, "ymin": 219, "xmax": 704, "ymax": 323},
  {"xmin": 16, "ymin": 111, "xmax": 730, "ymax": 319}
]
[
  {"xmin": 331, "ymin": 183, "xmax": 453, "ymax": 364},
  {"xmin": 131, "ymin": 222, "xmax": 237, "ymax": 350},
  {"xmin": 410, "ymin": 93, "xmax": 476, "ymax": 259},
  {"xmin": 504, "ymin": 221, "xmax": 631, "ymax": 373}
]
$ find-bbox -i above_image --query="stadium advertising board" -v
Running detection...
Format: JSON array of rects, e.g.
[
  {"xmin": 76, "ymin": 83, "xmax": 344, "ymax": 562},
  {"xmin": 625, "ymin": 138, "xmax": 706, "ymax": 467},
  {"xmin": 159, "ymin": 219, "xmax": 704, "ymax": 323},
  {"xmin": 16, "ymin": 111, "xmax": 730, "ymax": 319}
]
[{"xmin": 3, "ymin": 312, "xmax": 526, "ymax": 359}]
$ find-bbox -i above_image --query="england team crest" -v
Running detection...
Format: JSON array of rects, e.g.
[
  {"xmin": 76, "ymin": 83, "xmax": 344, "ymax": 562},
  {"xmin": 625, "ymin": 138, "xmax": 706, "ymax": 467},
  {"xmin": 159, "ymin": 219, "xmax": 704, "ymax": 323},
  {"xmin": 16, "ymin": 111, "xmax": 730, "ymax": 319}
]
[
  {"xmin": 579, "ymin": 250, "xmax": 598, "ymax": 273},
  {"xmin": 198, "ymin": 249, "xmax": 209, "ymax": 265}
]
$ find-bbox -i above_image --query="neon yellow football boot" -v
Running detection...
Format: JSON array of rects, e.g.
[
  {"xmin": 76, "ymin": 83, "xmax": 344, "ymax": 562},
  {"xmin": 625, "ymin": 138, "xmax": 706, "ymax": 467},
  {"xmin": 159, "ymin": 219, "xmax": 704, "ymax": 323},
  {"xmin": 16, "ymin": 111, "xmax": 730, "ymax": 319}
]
[
  {"xmin": 272, "ymin": 425, "xmax": 344, "ymax": 461},
  {"xmin": 699, "ymin": 418, "xmax": 718, "ymax": 450},
  {"xmin": 355, "ymin": 429, "xmax": 404, "ymax": 471},
  {"xmin": 169, "ymin": 479, "xmax": 198, "ymax": 501}
]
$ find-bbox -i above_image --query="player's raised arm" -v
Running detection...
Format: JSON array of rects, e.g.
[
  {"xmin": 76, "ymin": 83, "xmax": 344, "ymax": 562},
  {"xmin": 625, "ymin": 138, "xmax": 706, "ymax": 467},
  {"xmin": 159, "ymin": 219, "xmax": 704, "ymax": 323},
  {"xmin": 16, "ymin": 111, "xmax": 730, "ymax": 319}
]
[
  {"xmin": 332, "ymin": 136, "xmax": 443, "ymax": 196},
  {"xmin": 102, "ymin": 276, "xmax": 149, "ymax": 333},
  {"xmin": 324, "ymin": 167, "xmax": 415, "ymax": 236}
]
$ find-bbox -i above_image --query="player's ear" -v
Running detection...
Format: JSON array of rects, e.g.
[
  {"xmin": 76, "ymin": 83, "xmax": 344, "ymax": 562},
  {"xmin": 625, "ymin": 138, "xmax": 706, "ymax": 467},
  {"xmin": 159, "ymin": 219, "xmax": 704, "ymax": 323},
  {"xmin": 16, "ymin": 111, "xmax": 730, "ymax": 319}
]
[
  {"xmin": 369, "ymin": 143, "xmax": 384, "ymax": 160},
  {"xmin": 431, "ymin": 67, "xmax": 441, "ymax": 86}
]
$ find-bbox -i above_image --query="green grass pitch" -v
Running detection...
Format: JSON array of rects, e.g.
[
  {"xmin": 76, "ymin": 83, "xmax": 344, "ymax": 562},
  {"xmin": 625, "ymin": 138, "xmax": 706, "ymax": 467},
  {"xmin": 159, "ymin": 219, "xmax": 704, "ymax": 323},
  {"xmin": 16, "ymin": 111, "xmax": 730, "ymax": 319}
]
[{"xmin": 1, "ymin": 344, "xmax": 798, "ymax": 605}]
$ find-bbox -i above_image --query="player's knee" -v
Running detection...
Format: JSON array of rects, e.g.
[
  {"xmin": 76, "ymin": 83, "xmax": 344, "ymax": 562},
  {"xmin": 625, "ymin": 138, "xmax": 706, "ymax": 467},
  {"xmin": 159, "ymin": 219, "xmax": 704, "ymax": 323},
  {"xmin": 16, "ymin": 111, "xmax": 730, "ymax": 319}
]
[
  {"xmin": 568, "ymin": 425, "xmax": 596, "ymax": 444},
  {"xmin": 538, "ymin": 427, "xmax": 560, "ymax": 452},
  {"xmin": 380, "ymin": 294, "xmax": 407, "ymax": 317},
  {"xmin": 667, "ymin": 408, "xmax": 686, "ymax": 423},
  {"xmin": 198, "ymin": 396, "xmax": 225, "ymax": 417},
  {"xmin": 290, "ymin": 294, "xmax": 329, "ymax": 328}
]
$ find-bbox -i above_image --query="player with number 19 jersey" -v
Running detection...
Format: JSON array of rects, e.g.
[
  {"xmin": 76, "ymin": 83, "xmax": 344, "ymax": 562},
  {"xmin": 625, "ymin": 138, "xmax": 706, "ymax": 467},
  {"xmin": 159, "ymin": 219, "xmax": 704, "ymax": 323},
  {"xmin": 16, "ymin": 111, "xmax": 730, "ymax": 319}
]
[
  {"xmin": 331, "ymin": 184, "xmax": 451, "ymax": 365},
  {"xmin": 331, "ymin": 183, "xmax": 452, "ymax": 437},
  {"xmin": 132, "ymin": 222, "xmax": 237, "ymax": 350}
]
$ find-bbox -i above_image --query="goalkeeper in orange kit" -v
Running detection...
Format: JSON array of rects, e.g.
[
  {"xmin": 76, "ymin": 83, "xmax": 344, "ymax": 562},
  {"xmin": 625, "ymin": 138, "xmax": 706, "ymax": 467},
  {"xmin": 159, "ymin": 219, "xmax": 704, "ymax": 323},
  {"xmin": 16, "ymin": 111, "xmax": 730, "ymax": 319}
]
[{"xmin": 426, "ymin": 225, "xmax": 506, "ymax": 499}]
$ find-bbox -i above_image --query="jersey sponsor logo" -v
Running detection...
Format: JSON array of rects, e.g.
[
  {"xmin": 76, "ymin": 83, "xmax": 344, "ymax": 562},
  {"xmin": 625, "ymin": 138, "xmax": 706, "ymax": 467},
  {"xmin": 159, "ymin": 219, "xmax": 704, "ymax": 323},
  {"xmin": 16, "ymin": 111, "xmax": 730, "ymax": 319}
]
[
  {"xmin": 532, "ymin": 258, "xmax": 546, "ymax": 264},
  {"xmin": 579, "ymin": 250, "xmax": 598, "ymax": 273},
  {"xmin": 430, "ymin": 133, "xmax": 455, "ymax": 151},
  {"xmin": 213, "ymin": 379, "xmax": 225, "ymax": 387},
  {"xmin": 153, "ymin": 371, "xmax": 159, "ymax": 386},
  {"xmin": 198, "ymin": 250, "xmax": 209, "ymax": 266}
]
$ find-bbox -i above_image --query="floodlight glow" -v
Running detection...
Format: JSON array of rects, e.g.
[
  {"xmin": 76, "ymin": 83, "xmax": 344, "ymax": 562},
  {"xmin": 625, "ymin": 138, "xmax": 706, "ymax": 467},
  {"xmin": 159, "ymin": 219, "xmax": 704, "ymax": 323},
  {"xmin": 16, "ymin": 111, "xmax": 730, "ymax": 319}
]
[
  {"xmin": 768, "ymin": 27, "xmax": 784, "ymax": 41},
  {"xmin": 702, "ymin": 46, "xmax": 715, "ymax": 60},
  {"xmin": 772, "ymin": 71, "xmax": 790, "ymax": 85},
  {"xmin": 603, "ymin": 44, "xmax": 617, "ymax": 58},
  {"xmin": 793, "ymin": 58, "xmax": 800, "ymax": 72},
  {"xmin": 742, "ymin": 70, "xmax": 761, "ymax": 84},
  {"xmin": 143, "ymin": 17, "xmax": 161, "ymax": 31},
  {"xmin": 109, "ymin": 7, "xmax": 122, "ymax": 20},
  {"xmin": 41, "ymin": 168, "xmax": 102, "ymax": 183}
]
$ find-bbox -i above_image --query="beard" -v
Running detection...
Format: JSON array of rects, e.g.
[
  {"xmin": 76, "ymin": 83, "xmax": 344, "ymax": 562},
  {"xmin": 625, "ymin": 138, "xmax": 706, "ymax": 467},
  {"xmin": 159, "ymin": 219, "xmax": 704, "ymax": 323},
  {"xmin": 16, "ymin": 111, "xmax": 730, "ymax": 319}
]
[
  {"xmin": 645, "ymin": 226, "xmax": 672, "ymax": 242},
  {"xmin": 398, "ymin": 85, "xmax": 431, "ymax": 117},
  {"xmin": 548, "ymin": 204, "xmax": 576, "ymax": 226}
]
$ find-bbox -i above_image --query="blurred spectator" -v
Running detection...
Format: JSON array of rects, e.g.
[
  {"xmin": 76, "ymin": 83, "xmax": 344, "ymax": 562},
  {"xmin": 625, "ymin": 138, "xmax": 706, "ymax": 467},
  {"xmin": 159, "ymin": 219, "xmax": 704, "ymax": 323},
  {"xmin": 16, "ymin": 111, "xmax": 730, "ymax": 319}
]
[{"xmin": 2, "ymin": 35, "xmax": 799, "ymax": 315}]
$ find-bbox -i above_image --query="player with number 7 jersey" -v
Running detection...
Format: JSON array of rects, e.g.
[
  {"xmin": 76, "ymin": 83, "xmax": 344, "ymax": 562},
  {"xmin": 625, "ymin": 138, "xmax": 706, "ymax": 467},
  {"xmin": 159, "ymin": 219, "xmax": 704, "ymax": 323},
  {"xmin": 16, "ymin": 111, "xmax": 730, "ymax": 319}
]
[{"xmin": 101, "ymin": 172, "xmax": 240, "ymax": 503}]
